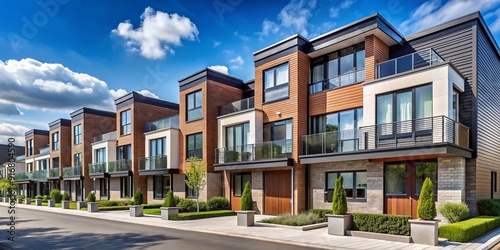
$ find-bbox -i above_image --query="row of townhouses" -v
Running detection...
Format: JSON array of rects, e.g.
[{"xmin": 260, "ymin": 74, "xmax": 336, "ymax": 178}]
[{"xmin": 12, "ymin": 12, "xmax": 500, "ymax": 217}]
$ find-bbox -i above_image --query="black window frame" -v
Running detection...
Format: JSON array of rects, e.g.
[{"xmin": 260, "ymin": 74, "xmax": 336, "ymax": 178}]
[
  {"xmin": 492, "ymin": 171, "xmax": 498, "ymax": 198},
  {"xmin": 153, "ymin": 175, "xmax": 171, "ymax": 200},
  {"xmin": 186, "ymin": 133, "xmax": 203, "ymax": 159},
  {"xmin": 74, "ymin": 124, "xmax": 82, "ymax": 145},
  {"xmin": 100, "ymin": 178, "xmax": 108, "ymax": 198},
  {"xmin": 233, "ymin": 172, "xmax": 251, "ymax": 197},
  {"xmin": 26, "ymin": 139, "xmax": 33, "ymax": 156},
  {"xmin": 186, "ymin": 90, "xmax": 202, "ymax": 121},
  {"xmin": 52, "ymin": 132, "xmax": 59, "ymax": 151},
  {"xmin": 225, "ymin": 122, "xmax": 250, "ymax": 148},
  {"xmin": 74, "ymin": 153, "xmax": 82, "ymax": 167},
  {"xmin": 52, "ymin": 157, "xmax": 59, "ymax": 169},
  {"xmin": 149, "ymin": 137, "xmax": 166, "ymax": 157},
  {"xmin": 120, "ymin": 176, "xmax": 132, "ymax": 198},
  {"xmin": 325, "ymin": 170, "xmax": 367, "ymax": 202},
  {"xmin": 120, "ymin": 109, "xmax": 131, "ymax": 136},
  {"xmin": 116, "ymin": 144, "xmax": 132, "ymax": 160},
  {"xmin": 263, "ymin": 62, "xmax": 290, "ymax": 103},
  {"xmin": 185, "ymin": 183, "xmax": 196, "ymax": 198}
]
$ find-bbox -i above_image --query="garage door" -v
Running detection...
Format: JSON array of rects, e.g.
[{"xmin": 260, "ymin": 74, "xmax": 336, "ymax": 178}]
[{"xmin": 264, "ymin": 170, "xmax": 291, "ymax": 215}]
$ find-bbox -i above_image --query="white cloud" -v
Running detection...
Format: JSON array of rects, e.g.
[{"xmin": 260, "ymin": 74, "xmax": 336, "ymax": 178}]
[
  {"xmin": 213, "ymin": 41, "xmax": 221, "ymax": 48},
  {"xmin": 485, "ymin": 9, "xmax": 500, "ymax": 33},
  {"xmin": 230, "ymin": 56, "xmax": 244, "ymax": 70},
  {"xmin": 399, "ymin": 0, "xmax": 500, "ymax": 35},
  {"xmin": 330, "ymin": 0, "xmax": 356, "ymax": 18},
  {"xmin": 112, "ymin": 7, "xmax": 199, "ymax": 60},
  {"xmin": 137, "ymin": 90, "xmax": 160, "ymax": 99},
  {"xmin": 234, "ymin": 31, "xmax": 250, "ymax": 41},
  {"xmin": 0, "ymin": 102, "xmax": 23, "ymax": 116},
  {"xmin": 208, "ymin": 65, "xmax": 229, "ymax": 75},
  {"xmin": 0, "ymin": 123, "xmax": 28, "ymax": 137}
]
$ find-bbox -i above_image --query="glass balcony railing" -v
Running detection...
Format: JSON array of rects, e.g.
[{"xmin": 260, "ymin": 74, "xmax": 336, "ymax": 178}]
[
  {"xmin": 32, "ymin": 170, "xmax": 48, "ymax": 180},
  {"xmin": 215, "ymin": 139, "xmax": 293, "ymax": 164},
  {"xmin": 218, "ymin": 97, "xmax": 255, "ymax": 116},
  {"xmin": 63, "ymin": 166, "xmax": 82, "ymax": 177},
  {"xmin": 108, "ymin": 159, "xmax": 132, "ymax": 173},
  {"xmin": 15, "ymin": 172, "xmax": 32, "ymax": 181},
  {"xmin": 144, "ymin": 116, "xmax": 180, "ymax": 133},
  {"xmin": 88, "ymin": 162, "xmax": 106, "ymax": 175},
  {"xmin": 138, "ymin": 155, "xmax": 168, "ymax": 171},
  {"xmin": 49, "ymin": 167, "xmax": 60, "ymax": 178},
  {"xmin": 376, "ymin": 49, "xmax": 444, "ymax": 79},
  {"xmin": 302, "ymin": 129, "xmax": 359, "ymax": 155},
  {"xmin": 94, "ymin": 131, "xmax": 117, "ymax": 142},
  {"xmin": 39, "ymin": 146, "xmax": 50, "ymax": 155},
  {"xmin": 309, "ymin": 69, "xmax": 365, "ymax": 94}
]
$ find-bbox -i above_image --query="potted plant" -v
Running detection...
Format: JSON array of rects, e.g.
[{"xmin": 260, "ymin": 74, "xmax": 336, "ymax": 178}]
[
  {"xmin": 130, "ymin": 189, "xmax": 144, "ymax": 217},
  {"xmin": 15, "ymin": 195, "xmax": 23, "ymax": 204},
  {"xmin": 161, "ymin": 190, "xmax": 178, "ymax": 220},
  {"xmin": 86, "ymin": 192, "xmax": 98, "ymax": 213},
  {"xmin": 35, "ymin": 195, "xmax": 43, "ymax": 206},
  {"xmin": 237, "ymin": 181, "xmax": 254, "ymax": 227},
  {"xmin": 48, "ymin": 189, "xmax": 61, "ymax": 207},
  {"xmin": 25, "ymin": 196, "xmax": 31, "ymax": 205},
  {"xmin": 61, "ymin": 191, "xmax": 70, "ymax": 209},
  {"xmin": 409, "ymin": 178, "xmax": 439, "ymax": 245},
  {"xmin": 327, "ymin": 176, "xmax": 351, "ymax": 236}
]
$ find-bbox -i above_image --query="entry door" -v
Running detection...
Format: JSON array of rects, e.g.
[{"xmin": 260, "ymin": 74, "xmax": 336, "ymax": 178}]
[{"xmin": 264, "ymin": 170, "xmax": 291, "ymax": 215}]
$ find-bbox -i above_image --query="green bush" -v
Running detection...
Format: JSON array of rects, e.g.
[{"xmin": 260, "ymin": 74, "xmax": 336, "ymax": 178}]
[
  {"xmin": 331, "ymin": 175, "xmax": 347, "ymax": 215},
  {"xmin": 164, "ymin": 190, "xmax": 176, "ymax": 207},
  {"xmin": 99, "ymin": 206, "xmax": 129, "ymax": 211},
  {"xmin": 353, "ymin": 213, "xmax": 411, "ymax": 236},
  {"xmin": 86, "ymin": 192, "xmax": 96, "ymax": 202},
  {"xmin": 50, "ymin": 189, "xmax": 63, "ymax": 203},
  {"xmin": 438, "ymin": 216, "xmax": 500, "ymax": 242},
  {"xmin": 62, "ymin": 191, "xmax": 70, "ymax": 201},
  {"xmin": 439, "ymin": 202, "xmax": 470, "ymax": 223},
  {"xmin": 261, "ymin": 212, "xmax": 324, "ymax": 226},
  {"xmin": 207, "ymin": 196, "xmax": 230, "ymax": 211},
  {"xmin": 254, "ymin": 143, "xmax": 282, "ymax": 160},
  {"xmin": 199, "ymin": 201, "xmax": 207, "ymax": 211},
  {"xmin": 97, "ymin": 200, "xmax": 131, "ymax": 207},
  {"xmin": 241, "ymin": 152, "xmax": 252, "ymax": 161},
  {"xmin": 142, "ymin": 204, "xmax": 162, "ymax": 209},
  {"xmin": 417, "ymin": 177, "xmax": 436, "ymax": 220},
  {"xmin": 35, "ymin": 195, "xmax": 43, "ymax": 200},
  {"xmin": 177, "ymin": 198, "xmax": 198, "ymax": 212},
  {"xmin": 133, "ymin": 189, "xmax": 143, "ymax": 205},
  {"xmin": 15, "ymin": 195, "xmax": 24, "ymax": 200},
  {"xmin": 225, "ymin": 151, "xmax": 239, "ymax": 162},
  {"xmin": 240, "ymin": 181, "xmax": 253, "ymax": 210},
  {"xmin": 42, "ymin": 195, "xmax": 49, "ymax": 202},
  {"xmin": 309, "ymin": 209, "xmax": 331, "ymax": 222},
  {"xmin": 169, "ymin": 210, "xmax": 236, "ymax": 221},
  {"xmin": 477, "ymin": 199, "xmax": 500, "ymax": 216}
]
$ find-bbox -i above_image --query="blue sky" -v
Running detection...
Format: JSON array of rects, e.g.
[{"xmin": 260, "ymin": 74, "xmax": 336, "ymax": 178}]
[{"xmin": 0, "ymin": 0, "xmax": 499, "ymax": 145}]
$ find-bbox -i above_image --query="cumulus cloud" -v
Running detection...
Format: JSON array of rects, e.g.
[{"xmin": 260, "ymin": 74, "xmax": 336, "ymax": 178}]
[
  {"xmin": 0, "ymin": 123, "xmax": 28, "ymax": 147},
  {"xmin": 485, "ymin": 8, "xmax": 500, "ymax": 33},
  {"xmin": 112, "ymin": 7, "xmax": 199, "ymax": 60},
  {"xmin": 137, "ymin": 90, "xmax": 160, "ymax": 99},
  {"xmin": 399, "ymin": 0, "xmax": 500, "ymax": 35},
  {"xmin": 208, "ymin": 65, "xmax": 229, "ymax": 75},
  {"xmin": 0, "ymin": 102, "xmax": 23, "ymax": 116},
  {"xmin": 330, "ymin": 0, "xmax": 356, "ymax": 18},
  {"xmin": 230, "ymin": 56, "xmax": 244, "ymax": 70},
  {"xmin": 213, "ymin": 41, "xmax": 221, "ymax": 48}
]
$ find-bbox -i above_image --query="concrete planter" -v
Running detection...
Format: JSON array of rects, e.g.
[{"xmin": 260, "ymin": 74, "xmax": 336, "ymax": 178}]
[
  {"xmin": 16, "ymin": 198, "xmax": 22, "ymax": 204},
  {"xmin": 25, "ymin": 198, "xmax": 31, "ymax": 205},
  {"xmin": 61, "ymin": 201, "xmax": 70, "ymax": 209},
  {"xmin": 409, "ymin": 219, "xmax": 440, "ymax": 246},
  {"xmin": 0, "ymin": 197, "xmax": 3, "ymax": 202},
  {"xmin": 236, "ymin": 211, "xmax": 255, "ymax": 227},
  {"xmin": 327, "ymin": 214, "xmax": 352, "ymax": 236},
  {"xmin": 130, "ymin": 205, "xmax": 143, "ymax": 217},
  {"xmin": 4, "ymin": 197, "xmax": 9, "ymax": 203},
  {"xmin": 77, "ymin": 201, "xmax": 87, "ymax": 210},
  {"xmin": 35, "ymin": 199, "xmax": 42, "ymax": 206},
  {"xmin": 87, "ymin": 202, "xmax": 98, "ymax": 213},
  {"xmin": 48, "ymin": 200, "xmax": 55, "ymax": 207},
  {"xmin": 161, "ymin": 207, "xmax": 179, "ymax": 220}
]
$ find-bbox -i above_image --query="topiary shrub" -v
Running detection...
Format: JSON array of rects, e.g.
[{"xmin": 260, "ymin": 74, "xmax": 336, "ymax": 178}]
[
  {"xmin": 207, "ymin": 196, "xmax": 230, "ymax": 211},
  {"xmin": 177, "ymin": 198, "xmax": 197, "ymax": 212},
  {"xmin": 133, "ymin": 189, "xmax": 143, "ymax": 205},
  {"xmin": 62, "ymin": 191, "xmax": 70, "ymax": 201},
  {"xmin": 42, "ymin": 195, "xmax": 49, "ymax": 202},
  {"xmin": 97, "ymin": 200, "xmax": 131, "ymax": 207},
  {"xmin": 164, "ymin": 190, "xmax": 176, "ymax": 207},
  {"xmin": 477, "ymin": 199, "xmax": 500, "ymax": 216},
  {"xmin": 417, "ymin": 177, "xmax": 436, "ymax": 220},
  {"xmin": 438, "ymin": 202, "xmax": 470, "ymax": 223},
  {"xmin": 86, "ymin": 192, "xmax": 96, "ymax": 202},
  {"xmin": 353, "ymin": 213, "xmax": 411, "ymax": 236},
  {"xmin": 438, "ymin": 216, "xmax": 500, "ymax": 242},
  {"xmin": 331, "ymin": 176, "xmax": 347, "ymax": 215},
  {"xmin": 35, "ymin": 195, "xmax": 43, "ymax": 200},
  {"xmin": 50, "ymin": 189, "xmax": 63, "ymax": 203},
  {"xmin": 240, "ymin": 181, "xmax": 253, "ymax": 211}
]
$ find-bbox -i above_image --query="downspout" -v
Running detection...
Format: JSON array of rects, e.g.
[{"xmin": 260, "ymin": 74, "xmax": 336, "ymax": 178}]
[{"xmin": 291, "ymin": 166, "xmax": 294, "ymax": 215}]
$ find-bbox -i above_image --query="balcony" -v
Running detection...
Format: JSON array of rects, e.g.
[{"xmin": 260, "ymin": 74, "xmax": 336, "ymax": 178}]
[
  {"xmin": 15, "ymin": 172, "xmax": 32, "ymax": 182},
  {"xmin": 88, "ymin": 162, "xmax": 106, "ymax": 178},
  {"xmin": 300, "ymin": 116, "xmax": 471, "ymax": 164},
  {"xmin": 309, "ymin": 69, "xmax": 365, "ymax": 94},
  {"xmin": 107, "ymin": 159, "xmax": 131, "ymax": 177},
  {"xmin": 138, "ymin": 155, "xmax": 177, "ymax": 176},
  {"xmin": 376, "ymin": 49, "xmax": 444, "ymax": 79},
  {"xmin": 39, "ymin": 146, "xmax": 50, "ymax": 155},
  {"xmin": 32, "ymin": 170, "xmax": 48, "ymax": 181},
  {"xmin": 63, "ymin": 166, "xmax": 82, "ymax": 180},
  {"xmin": 94, "ymin": 131, "xmax": 116, "ymax": 142},
  {"xmin": 48, "ymin": 167, "xmax": 60, "ymax": 180},
  {"xmin": 144, "ymin": 116, "xmax": 179, "ymax": 133},
  {"xmin": 218, "ymin": 97, "xmax": 255, "ymax": 116}
]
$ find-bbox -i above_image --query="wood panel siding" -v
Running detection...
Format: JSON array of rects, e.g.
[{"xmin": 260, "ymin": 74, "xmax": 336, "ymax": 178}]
[
  {"xmin": 264, "ymin": 170, "xmax": 291, "ymax": 214},
  {"xmin": 365, "ymin": 35, "xmax": 389, "ymax": 82},
  {"xmin": 308, "ymin": 83, "xmax": 364, "ymax": 116}
]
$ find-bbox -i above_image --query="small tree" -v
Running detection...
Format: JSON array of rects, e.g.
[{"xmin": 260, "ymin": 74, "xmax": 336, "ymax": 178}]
[
  {"xmin": 62, "ymin": 191, "xmax": 70, "ymax": 201},
  {"xmin": 240, "ymin": 181, "xmax": 253, "ymax": 211},
  {"xmin": 0, "ymin": 178, "xmax": 17, "ymax": 197},
  {"xmin": 164, "ymin": 189, "xmax": 176, "ymax": 207},
  {"xmin": 331, "ymin": 176, "xmax": 348, "ymax": 215},
  {"xmin": 50, "ymin": 189, "xmax": 63, "ymax": 203},
  {"xmin": 87, "ymin": 192, "xmax": 96, "ymax": 202},
  {"xmin": 417, "ymin": 177, "xmax": 437, "ymax": 220},
  {"xmin": 184, "ymin": 156, "xmax": 207, "ymax": 213},
  {"xmin": 133, "ymin": 189, "xmax": 143, "ymax": 205}
]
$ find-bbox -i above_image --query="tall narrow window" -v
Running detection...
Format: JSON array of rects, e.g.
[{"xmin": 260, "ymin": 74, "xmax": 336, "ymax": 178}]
[
  {"xmin": 492, "ymin": 171, "xmax": 497, "ymax": 199},
  {"xmin": 264, "ymin": 63, "xmax": 289, "ymax": 102},
  {"xmin": 74, "ymin": 124, "xmax": 82, "ymax": 145},
  {"xmin": 95, "ymin": 148, "xmax": 106, "ymax": 163},
  {"xmin": 100, "ymin": 178, "xmax": 108, "ymax": 198},
  {"xmin": 74, "ymin": 153, "xmax": 82, "ymax": 167},
  {"xmin": 120, "ymin": 176, "xmax": 132, "ymax": 198},
  {"xmin": 26, "ymin": 139, "xmax": 33, "ymax": 156},
  {"xmin": 451, "ymin": 89, "xmax": 459, "ymax": 121},
  {"xmin": 120, "ymin": 109, "xmax": 131, "ymax": 135},
  {"xmin": 52, "ymin": 132, "xmax": 59, "ymax": 150},
  {"xmin": 154, "ymin": 175, "xmax": 171, "ymax": 199},
  {"xmin": 186, "ymin": 133, "xmax": 203, "ymax": 159},
  {"xmin": 186, "ymin": 90, "xmax": 202, "ymax": 121},
  {"xmin": 377, "ymin": 94, "xmax": 393, "ymax": 125}
]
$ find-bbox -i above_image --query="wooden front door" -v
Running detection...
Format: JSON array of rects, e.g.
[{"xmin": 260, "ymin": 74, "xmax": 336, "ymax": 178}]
[{"xmin": 264, "ymin": 170, "xmax": 291, "ymax": 215}]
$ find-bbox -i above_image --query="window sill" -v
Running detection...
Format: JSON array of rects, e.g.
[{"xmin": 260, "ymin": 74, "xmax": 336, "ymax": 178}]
[
  {"xmin": 120, "ymin": 133, "xmax": 132, "ymax": 137},
  {"xmin": 262, "ymin": 97, "xmax": 290, "ymax": 105},
  {"xmin": 185, "ymin": 117, "xmax": 204, "ymax": 123}
]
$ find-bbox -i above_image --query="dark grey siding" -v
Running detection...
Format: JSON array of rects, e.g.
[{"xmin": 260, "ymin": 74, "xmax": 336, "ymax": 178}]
[
  {"xmin": 476, "ymin": 27, "xmax": 500, "ymax": 199},
  {"xmin": 389, "ymin": 20, "xmax": 477, "ymax": 153}
]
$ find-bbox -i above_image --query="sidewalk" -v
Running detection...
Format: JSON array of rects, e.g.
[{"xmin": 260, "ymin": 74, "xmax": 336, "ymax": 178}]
[{"xmin": 2, "ymin": 203, "xmax": 499, "ymax": 250}]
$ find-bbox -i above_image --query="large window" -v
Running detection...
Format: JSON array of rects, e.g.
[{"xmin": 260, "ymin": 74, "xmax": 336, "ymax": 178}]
[
  {"xmin": 186, "ymin": 133, "xmax": 202, "ymax": 159},
  {"xmin": 310, "ymin": 43, "xmax": 365, "ymax": 94},
  {"xmin": 154, "ymin": 175, "xmax": 171, "ymax": 199},
  {"xmin": 52, "ymin": 132, "xmax": 59, "ymax": 151},
  {"xmin": 95, "ymin": 148, "xmax": 106, "ymax": 163},
  {"xmin": 263, "ymin": 119, "xmax": 293, "ymax": 155},
  {"xmin": 120, "ymin": 176, "xmax": 132, "ymax": 198},
  {"xmin": 100, "ymin": 178, "xmax": 108, "ymax": 198},
  {"xmin": 150, "ymin": 137, "xmax": 166, "ymax": 156},
  {"xmin": 52, "ymin": 157, "xmax": 59, "ymax": 169},
  {"xmin": 325, "ymin": 171, "xmax": 367, "ymax": 202},
  {"xmin": 186, "ymin": 90, "xmax": 202, "ymax": 121},
  {"xmin": 264, "ymin": 63, "xmax": 289, "ymax": 102},
  {"xmin": 38, "ymin": 159, "xmax": 49, "ymax": 170},
  {"xmin": 233, "ymin": 173, "xmax": 251, "ymax": 197},
  {"xmin": 74, "ymin": 153, "xmax": 82, "ymax": 167},
  {"xmin": 26, "ymin": 139, "xmax": 33, "ymax": 156},
  {"xmin": 74, "ymin": 124, "xmax": 82, "ymax": 145},
  {"xmin": 377, "ymin": 84, "xmax": 433, "ymax": 125},
  {"xmin": 451, "ymin": 89, "xmax": 459, "ymax": 121},
  {"xmin": 120, "ymin": 109, "xmax": 131, "ymax": 136},
  {"xmin": 117, "ymin": 144, "xmax": 131, "ymax": 160},
  {"xmin": 226, "ymin": 123, "xmax": 249, "ymax": 148}
]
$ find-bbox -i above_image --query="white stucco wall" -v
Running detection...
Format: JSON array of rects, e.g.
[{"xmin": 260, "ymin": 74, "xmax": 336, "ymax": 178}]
[
  {"xmin": 144, "ymin": 128, "xmax": 179, "ymax": 169},
  {"xmin": 217, "ymin": 109, "xmax": 264, "ymax": 148},
  {"xmin": 91, "ymin": 140, "xmax": 117, "ymax": 172}
]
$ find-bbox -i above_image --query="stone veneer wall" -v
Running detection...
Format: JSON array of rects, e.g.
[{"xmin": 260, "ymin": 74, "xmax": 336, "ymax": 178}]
[
  {"xmin": 465, "ymin": 158, "xmax": 478, "ymax": 215},
  {"xmin": 197, "ymin": 172, "xmax": 221, "ymax": 202},
  {"xmin": 436, "ymin": 156, "xmax": 467, "ymax": 222},
  {"xmin": 251, "ymin": 171, "xmax": 263, "ymax": 214}
]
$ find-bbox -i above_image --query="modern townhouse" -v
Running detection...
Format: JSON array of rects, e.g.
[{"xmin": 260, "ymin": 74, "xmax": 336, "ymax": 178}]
[
  {"xmin": 20, "ymin": 129, "xmax": 49, "ymax": 197},
  {"xmin": 1, "ymin": 154, "xmax": 25, "ymax": 196},
  {"xmin": 48, "ymin": 119, "xmax": 72, "ymax": 192}
]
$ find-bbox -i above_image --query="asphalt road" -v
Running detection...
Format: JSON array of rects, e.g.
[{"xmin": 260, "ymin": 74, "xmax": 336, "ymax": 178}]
[{"xmin": 0, "ymin": 208, "xmax": 320, "ymax": 250}]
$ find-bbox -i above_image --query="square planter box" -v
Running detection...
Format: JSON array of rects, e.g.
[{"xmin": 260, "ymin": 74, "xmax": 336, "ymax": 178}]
[
  {"xmin": 409, "ymin": 219, "xmax": 440, "ymax": 246},
  {"xmin": 130, "ymin": 205, "xmax": 143, "ymax": 217},
  {"xmin": 87, "ymin": 202, "xmax": 98, "ymax": 213},
  {"xmin": 61, "ymin": 201, "xmax": 70, "ymax": 209},
  {"xmin": 236, "ymin": 211, "xmax": 255, "ymax": 227},
  {"xmin": 48, "ymin": 200, "xmax": 55, "ymax": 207},
  {"xmin": 35, "ymin": 199, "xmax": 42, "ymax": 206},
  {"xmin": 4, "ymin": 198, "xmax": 9, "ymax": 203},
  {"xmin": 25, "ymin": 198, "xmax": 31, "ymax": 205},
  {"xmin": 327, "ymin": 214, "xmax": 352, "ymax": 236},
  {"xmin": 77, "ymin": 201, "xmax": 87, "ymax": 210},
  {"xmin": 0, "ymin": 197, "xmax": 3, "ymax": 202},
  {"xmin": 16, "ymin": 198, "xmax": 22, "ymax": 204},
  {"xmin": 161, "ymin": 207, "xmax": 179, "ymax": 220}
]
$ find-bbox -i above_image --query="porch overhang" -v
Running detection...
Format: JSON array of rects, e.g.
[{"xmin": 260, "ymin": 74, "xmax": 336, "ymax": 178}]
[
  {"xmin": 47, "ymin": 176, "xmax": 61, "ymax": 181},
  {"xmin": 138, "ymin": 169, "xmax": 179, "ymax": 176},
  {"xmin": 214, "ymin": 158, "xmax": 294, "ymax": 171},
  {"xmin": 63, "ymin": 176, "xmax": 83, "ymax": 181},
  {"xmin": 108, "ymin": 171, "xmax": 132, "ymax": 178},
  {"xmin": 14, "ymin": 180, "xmax": 31, "ymax": 184},
  {"xmin": 89, "ymin": 173, "xmax": 107, "ymax": 179}
]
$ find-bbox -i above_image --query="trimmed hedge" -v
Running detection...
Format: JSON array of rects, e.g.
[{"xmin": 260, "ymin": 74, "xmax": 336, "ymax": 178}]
[
  {"xmin": 97, "ymin": 200, "xmax": 132, "ymax": 207},
  {"xmin": 169, "ymin": 210, "xmax": 236, "ymax": 221},
  {"xmin": 260, "ymin": 212, "xmax": 324, "ymax": 226},
  {"xmin": 438, "ymin": 202, "xmax": 470, "ymax": 223},
  {"xmin": 353, "ymin": 213, "xmax": 411, "ymax": 236},
  {"xmin": 438, "ymin": 216, "xmax": 500, "ymax": 242},
  {"xmin": 207, "ymin": 196, "xmax": 230, "ymax": 211},
  {"xmin": 477, "ymin": 199, "xmax": 500, "ymax": 216},
  {"xmin": 309, "ymin": 208, "xmax": 331, "ymax": 222}
]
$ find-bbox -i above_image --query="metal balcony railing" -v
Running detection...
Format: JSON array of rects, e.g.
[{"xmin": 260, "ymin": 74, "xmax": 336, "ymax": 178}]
[
  {"xmin": 138, "ymin": 155, "xmax": 168, "ymax": 171},
  {"xmin": 63, "ymin": 166, "xmax": 82, "ymax": 177},
  {"xmin": 218, "ymin": 97, "xmax": 255, "ymax": 116},
  {"xmin": 88, "ymin": 162, "xmax": 106, "ymax": 174},
  {"xmin": 309, "ymin": 69, "xmax": 365, "ymax": 94},
  {"xmin": 301, "ymin": 116, "xmax": 469, "ymax": 156},
  {"xmin": 144, "ymin": 115, "xmax": 180, "ymax": 133},
  {"xmin": 94, "ymin": 131, "xmax": 117, "ymax": 142},
  {"xmin": 49, "ymin": 167, "xmax": 60, "ymax": 178},
  {"xmin": 108, "ymin": 159, "xmax": 132, "ymax": 173},
  {"xmin": 376, "ymin": 49, "xmax": 444, "ymax": 79},
  {"xmin": 215, "ymin": 139, "xmax": 292, "ymax": 164}
]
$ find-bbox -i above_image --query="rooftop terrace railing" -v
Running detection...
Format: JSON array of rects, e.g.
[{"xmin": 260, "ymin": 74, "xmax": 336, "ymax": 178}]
[
  {"xmin": 144, "ymin": 116, "xmax": 179, "ymax": 133},
  {"xmin": 376, "ymin": 49, "xmax": 444, "ymax": 79},
  {"xmin": 218, "ymin": 97, "xmax": 255, "ymax": 116}
]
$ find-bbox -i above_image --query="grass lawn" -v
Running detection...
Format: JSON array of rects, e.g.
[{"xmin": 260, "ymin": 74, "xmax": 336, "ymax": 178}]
[{"xmin": 144, "ymin": 208, "xmax": 161, "ymax": 216}]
